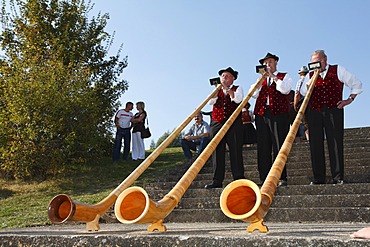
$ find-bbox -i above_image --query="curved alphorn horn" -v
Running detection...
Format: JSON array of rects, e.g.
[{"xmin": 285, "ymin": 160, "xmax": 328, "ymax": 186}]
[
  {"xmin": 113, "ymin": 70, "xmax": 269, "ymax": 232},
  {"xmin": 220, "ymin": 66, "xmax": 321, "ymax": 233},
  {"xmin": 47, "ymin": 84, "xmax": 222, "ymax": 231}
]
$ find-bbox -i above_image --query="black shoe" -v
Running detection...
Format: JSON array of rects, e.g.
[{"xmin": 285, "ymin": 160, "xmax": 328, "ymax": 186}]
[
  {"xmin": 309, "ymin": 181, "xmax": 325, "ymax": 185},
  {"xmin": 204, "ymin": 182, "xmax": 222, "ymax": 189},
  {"xmin": 278, "ymin": 180, "xmax": 287, "ymax": 187},
  {"xmin": 333, "ymin": 179, "xmax": 344, "ymax": 185}
]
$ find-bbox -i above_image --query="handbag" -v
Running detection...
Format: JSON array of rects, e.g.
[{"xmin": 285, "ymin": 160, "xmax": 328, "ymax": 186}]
[
  {"xmin": 141, "ymin": 117, "xmax": 151, "ymax": 139},
  {"xmin": 141, "ymin": 127, "xmax": 151, "ymax": 139}
]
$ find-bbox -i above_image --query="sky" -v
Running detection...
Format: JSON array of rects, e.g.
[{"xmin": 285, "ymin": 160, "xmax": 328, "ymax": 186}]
[{"xmin": 90, "ymin": 0, "xmax": 370, "ymax": 149}]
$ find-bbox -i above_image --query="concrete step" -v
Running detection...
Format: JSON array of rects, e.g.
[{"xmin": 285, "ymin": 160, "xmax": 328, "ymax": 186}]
[
  {"xmin": 166, "ymin": 207, "xmax": 370, "ymax": 223},
  {"xmin": 1, "ymin": 223, "xmax": 369, "ymax": 247},
  {"xmin": 195, "ymin": 165, "xmax": 370, "ymax": 181},
  {"xmin": 239, "ymin": 144, "xmax": 370, "ymax": 158},
  {"xmin": 198, "ymin": 159, "xmax": 370, "ymax": 175},
  {"xmin": 146, "ymin": 183, "xmax": 370, "ymax": 199},
  {"xmin": 144, "ymin": 170, "xmax": 370, "ymax": 191},
  {"xmin": 272, "ymin": 194, "xmax": 370, "ymax": 208},
  {"xmin": 170, "ymin": 194, "xmax": 370, "ymax": 211},
  {"xmin": 266, "ymin": 207, "xmax": 370, "ymax": 222}
]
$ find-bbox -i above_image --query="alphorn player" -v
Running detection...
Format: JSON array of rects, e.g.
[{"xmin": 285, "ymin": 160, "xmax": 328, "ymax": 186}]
[
  {"xmin": 251, "ymin": 52, "xmax": 293, "ymax": 187},
  {"xmin": 300, "ymin": 50, "xmax": 363, "ymax": 185},
  {"xmin": 205, "ymin": 67, "xmax": 245, "ymax": 189}
]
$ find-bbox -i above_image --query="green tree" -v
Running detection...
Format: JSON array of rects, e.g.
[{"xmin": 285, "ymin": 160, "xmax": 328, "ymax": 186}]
[
  {"xmin": 149, "ymin": 139, "xmax": 156, "ymax": 150},
  {"xmin": 156, "ymin": 129, "xmax": 182, "ymax": 148},
  {"xmin": 0, "ymin": 0, "xmax": 128, "ymax": 180}
]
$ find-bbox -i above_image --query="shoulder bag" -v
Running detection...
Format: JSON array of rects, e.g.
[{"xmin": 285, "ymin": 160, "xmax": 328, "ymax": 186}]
[{"xmin": 141, "ymin": 116, "xmax": 151, "ymax": 139}]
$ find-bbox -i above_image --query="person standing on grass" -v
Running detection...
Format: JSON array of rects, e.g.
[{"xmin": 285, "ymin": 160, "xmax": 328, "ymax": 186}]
[
  {"xmin": 131, "ymin": 101, "xmax": 147, "ymax": 161},
  {"xmin": 112, "ymin": 101, "xmax": 134, "ymax": 161}
]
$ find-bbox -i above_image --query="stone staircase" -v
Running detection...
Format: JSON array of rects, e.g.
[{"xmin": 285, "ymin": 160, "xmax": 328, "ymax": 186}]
[
  {"xmin": 1, "ymin": 127, "xmax": 369, "ymax": 247},
  {"xmin": 142, "ymin": 127, "xmax": 370, "ymax": 225}
]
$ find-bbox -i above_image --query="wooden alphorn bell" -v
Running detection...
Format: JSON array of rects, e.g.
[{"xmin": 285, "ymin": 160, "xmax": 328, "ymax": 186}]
[
  {"xmin": 113, "ymin": 67, "xmax": 269, "ymax": 232},
  {"xmin": 47, "ymin": 84, "xmax": 222, "ymax": 231},
  {"xmin": 219, "ymin": 62, "xmax": 321, "ymax": 233}
]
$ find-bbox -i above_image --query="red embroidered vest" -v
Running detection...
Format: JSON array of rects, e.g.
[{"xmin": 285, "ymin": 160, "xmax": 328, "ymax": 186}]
[
  {"xmin": 309, "ymin": 65, "xmax": 343, "ymax": 111},
  {"xmin": 212, "ymin": 85, "xmax": 239, "ymax": 122},
  {"xmin": 254, "ymin": 73, "xmax": 290, "ymax": 116}
]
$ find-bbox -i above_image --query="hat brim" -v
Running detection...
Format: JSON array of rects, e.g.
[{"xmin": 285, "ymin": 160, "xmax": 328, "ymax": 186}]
[
  {"xmin": 259, "ymin": 54, "xmax": 279, "ymax": 65},
  {"xmin": 298, "ymin": 70, "xmax": 309, "ymax": 74},
  {"xmin": 218, "ymin": 68, "xmax": 238, "ymax": 80},
  {"xmin": 218, "ymin": 69, "xmax": 227, "ymax": 76}
]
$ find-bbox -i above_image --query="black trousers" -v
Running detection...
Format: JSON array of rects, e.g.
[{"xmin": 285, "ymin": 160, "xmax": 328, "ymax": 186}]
[
  {"xmin": 307, "ymin": 106, "xmax": 344, "ymax": 183},
  {"xmin": 210, "ymin": 116, "xmax": 244, "ymax": 184},
  {"xmin": 255, "ymin": 109, "xmax": 289, "ymax": 181}
]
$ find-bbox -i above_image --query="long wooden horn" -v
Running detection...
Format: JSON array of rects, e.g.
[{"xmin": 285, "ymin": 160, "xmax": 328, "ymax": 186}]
[
  {"xmin": 113, "ymin": 69, "xmax": 268, "ymax": 232},
  {"xmin": 219, "ymin": 64, "xmax": 321, "ymax": 233},
  {"xmin": 47, "ymin": 84, "xmax": 222, "ymax": 231}
]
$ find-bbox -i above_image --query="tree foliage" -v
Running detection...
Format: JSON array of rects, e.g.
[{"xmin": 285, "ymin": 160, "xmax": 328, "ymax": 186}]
[
  {"xmin": 0, "ymin": 0, "xmax": 128, "ymax": 180},
  {"xmin": 155, "ymin": 129, "xmax": 182, "ymax": 149},
  {"xmin": 149, "ymin": 139, "xmax": 155, "ymax": 150}
]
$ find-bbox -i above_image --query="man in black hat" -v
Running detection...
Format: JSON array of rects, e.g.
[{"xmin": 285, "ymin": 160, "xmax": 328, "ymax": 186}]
[
  {"xmin": 251, "ymin": 53, "xmax": 293, "ymax": 187},
  {"xmin": 205, "ymin": 67, "xmax": 245, "ymax": 189}
]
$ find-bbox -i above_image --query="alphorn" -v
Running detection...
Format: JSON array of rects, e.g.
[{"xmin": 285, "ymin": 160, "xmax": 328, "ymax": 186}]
[
  {"xmin": 219, "ymin": 62, "xmax": 321, "ymax": 233},
  {"xmin": 113, "ymin": 68, "xmax": 269, "ymax": 232},
  {"xmin": 47, "ymin": 84, "xmax": 222, "ymax": 231}
]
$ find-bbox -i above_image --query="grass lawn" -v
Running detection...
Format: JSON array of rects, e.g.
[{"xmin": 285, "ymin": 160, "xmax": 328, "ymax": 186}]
[{"xmin": 0, "ymin": 147, "xmax": 185, "ymax": 229}]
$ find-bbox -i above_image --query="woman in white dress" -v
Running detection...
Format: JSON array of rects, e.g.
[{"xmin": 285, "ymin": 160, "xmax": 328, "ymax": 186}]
[{"xmin": 131, "ymin": 101, "xmax": 147, "ymax": 160}]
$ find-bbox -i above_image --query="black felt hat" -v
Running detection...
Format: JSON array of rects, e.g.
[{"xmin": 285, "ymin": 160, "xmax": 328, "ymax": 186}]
[
  {"xmin": 259, "ymin": 52, "xmax": 279, "ymax": 65},
  {"xmin": 218, "ymin": 67, "xmax": 238, "ymax": 80}
]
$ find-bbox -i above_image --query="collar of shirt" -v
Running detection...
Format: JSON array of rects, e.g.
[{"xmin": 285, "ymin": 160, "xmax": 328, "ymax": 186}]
[
  {"xmin": 222, "ymin": 84, "xmax": 234, "ymax": 94},
  {"xmin": 267, "ymin": 71, "xmax": 278, "ymax": 86},
  {"xmin": 268, "ymin": 71, "xmax": 278, "ymax": 78},
  {"xmin": 269, "ymin": 71, "xmax": 279, "ymax": 81},
  {"xmin": 320, "ymin": 66, "xmax": 328, "ymax": 79},
  {"xmin": 195, "ymin": 121, "xmax": 204, "ymax": 128}
]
